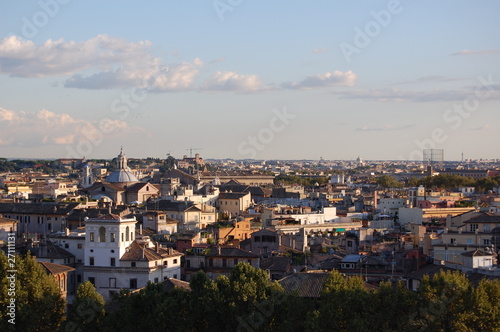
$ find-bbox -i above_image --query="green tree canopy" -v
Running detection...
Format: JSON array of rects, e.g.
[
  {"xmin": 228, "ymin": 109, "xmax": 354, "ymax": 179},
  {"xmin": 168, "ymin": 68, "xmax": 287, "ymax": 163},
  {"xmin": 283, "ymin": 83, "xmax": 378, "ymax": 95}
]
[
  {"xmin": 0, "ymin": 252, "xmax": 65, "ymax": 332},
  {"xmin": 65, "ymin": 281, "xmax": 105, "ymax": 331}
]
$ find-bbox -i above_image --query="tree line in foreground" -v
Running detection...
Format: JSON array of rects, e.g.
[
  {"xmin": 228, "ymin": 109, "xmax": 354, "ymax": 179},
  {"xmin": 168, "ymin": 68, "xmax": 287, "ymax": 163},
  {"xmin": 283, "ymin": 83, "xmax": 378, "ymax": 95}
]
[{"xmin": 1, "ymin": 253, "xmax": 499, "ymax": 331}]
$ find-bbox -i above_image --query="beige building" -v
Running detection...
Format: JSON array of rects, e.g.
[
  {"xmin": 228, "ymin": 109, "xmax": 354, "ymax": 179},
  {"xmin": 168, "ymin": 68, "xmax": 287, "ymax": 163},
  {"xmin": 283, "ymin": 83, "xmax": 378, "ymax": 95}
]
[
  {"xmin": 0, "ymin": 216, "xmax": 17, "ymax": 245},
  {"xmin": 209, "ymin": 219, "xmax": 254, "ymax": 244},
  {"xmin": 432, "ymin": 213, "xmax": 500, "ymax": 264},
  {"xmin": 217, "ymin": 192, "xmax": 252, "ymax": 216}
]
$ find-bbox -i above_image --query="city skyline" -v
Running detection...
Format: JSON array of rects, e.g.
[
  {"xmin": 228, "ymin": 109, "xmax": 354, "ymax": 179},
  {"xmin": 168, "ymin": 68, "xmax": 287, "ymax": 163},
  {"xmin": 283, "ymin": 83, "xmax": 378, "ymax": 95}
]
[{"xmin": 1, "ymin": 1, "xmax": 499, "ymax": 161}]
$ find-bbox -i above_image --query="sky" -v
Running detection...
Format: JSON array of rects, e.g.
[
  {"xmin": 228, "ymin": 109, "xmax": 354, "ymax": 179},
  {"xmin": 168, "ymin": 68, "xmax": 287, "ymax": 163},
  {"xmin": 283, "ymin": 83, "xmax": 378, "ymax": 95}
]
[{"xmin": 0, "ymin": 0, "xmax": 499, "ymax": 161}]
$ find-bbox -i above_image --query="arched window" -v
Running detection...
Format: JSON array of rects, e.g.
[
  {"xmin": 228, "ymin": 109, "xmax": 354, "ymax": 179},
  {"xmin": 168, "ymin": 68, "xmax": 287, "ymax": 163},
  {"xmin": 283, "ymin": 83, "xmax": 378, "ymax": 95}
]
[
  {"xmin": 99, "ymin": 226, "xmax": 106, "ymax": 242},
  {"xmin": 126, "ymin": 226, "xmax": 129, "ymax": 241}
]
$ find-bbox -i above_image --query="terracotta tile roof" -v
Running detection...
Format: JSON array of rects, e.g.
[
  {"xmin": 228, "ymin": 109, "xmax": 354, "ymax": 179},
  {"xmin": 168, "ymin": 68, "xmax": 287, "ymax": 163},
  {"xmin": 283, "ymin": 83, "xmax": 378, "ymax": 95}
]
[
  {"xmin": 97, "ymin": 213, "xmax": 121, "ymax": 220},
  {"xmin": 84, "ymin": 182, "xmax": 125, "ymax": 192},
  {"xmin": 32, "ymin": 241, "xmax": 74, "ymax": 260},
  {"xmin": 120, "ymin": 240, "xmax": 182, "ymax": 261},
  {"xmin": 39, "ymin": 261, "xmax": 75, "ymax": 275},
  {"xmin": 144, "ymin": 200, "xmax": 201, "ymax": 212},
  {"xmin": 260, "ymin": 256, "xmax": 291, "ymax": 272},
  {"xmin": 0, "ymin": 217, "xmax": 17, "ymax": 224},
  {"xmin": 206, "ymin": 247, "xmax": 259, "ymax": 258},
  {"xmin": 278, "ymin": 273, "xmax": 329, "ymax": 298},
  {"xmin": 465, "ymin": 213, "xmax": 500, "ymax": 224},
  {"xmin": 125, "ymin": 182, "xmax": 159, "ymax": 193},
  {"xmin": 163, "ymin": 278, "xmax": 191, "ymax": 292},
  {"xmin": 0, "ymin": 202, "xmax": 79, "ymax": 215},
  {"xmin": 461, "ymin": 249, "xmax": 494, "ymax": 257},
  {"xmin": 218, "ymin": 192, "xmax": 249, "ymax": 199},
  {"xmin": 66, "ymin": 207, "xmax": 127, "ymax": 221}
]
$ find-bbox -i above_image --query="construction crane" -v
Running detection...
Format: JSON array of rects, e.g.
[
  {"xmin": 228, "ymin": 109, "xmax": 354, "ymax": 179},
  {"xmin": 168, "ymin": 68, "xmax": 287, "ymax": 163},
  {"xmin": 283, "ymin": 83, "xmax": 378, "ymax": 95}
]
[{"xmin": 186, "ymin": 147, "xmax": 203, "ymax": 158}]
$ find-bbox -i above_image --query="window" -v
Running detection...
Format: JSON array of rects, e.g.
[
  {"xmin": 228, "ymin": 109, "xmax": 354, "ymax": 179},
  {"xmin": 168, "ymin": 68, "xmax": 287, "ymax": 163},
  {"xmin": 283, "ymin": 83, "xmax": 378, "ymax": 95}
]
[
  {"xmin": 88, "ymin": 277, "xmax": 95, "ymax": 285},
  {"xmin": 131, "ymin": 232, "xmax": 134, "ymax": 241},
  {"xmin": 450, "ymin": 238, "xmax": 456, "ymax": 245},
  {"xmin": 154, "ymin": 277, "xmax": 159, "ymax": 283},
  {"xmin": 65, "ymin": 243, "xmax": 69, "ymax": 248},
  {"xmin": 163, "ymin": 260, "xmax": 168, "ymax": 266},
  {"xmin": 110, "ymin": 258, "xmax": 116, "ymax": 267},
  {"xmin": 110, "ymin": 233, "xmax": 116, "ymax": 242},
  {"xmin": 173, "ymin": 274, "xmax": 177, "ymax": 279},
  {"xmin": 484, "ymin": 224, "xmax": 491, "ymax": 232},
  {"xmin": 484, "ymin": 239, "xmax": 491, "ymax": 245},
  {"xmin": 234, "ymin": 259, "xmax": 238, "ymax": 266},
  {"xmin": 222, "ymin": 259, "xmax": 227, "ymax": 267},
  {"xmin": 89, "ymin": 257, "xmax": 94, "ymax": 266},
  {"xmin": 130, "ymin": 279, "xmax": 137, "ymax": 289},
  {"xmin": 173, "ymin": 259, "xmax": 178, "ymax": 264},
  {"xmin": 90, "ymin": 232, "xmax": 95, "ymax": 242},
  {"xmin": 467, "ymin": 239, "xmax": 473, "ymax": 245},
  {"xmin": 77, "ymin": 274, "xmax": 82, "ymax": 283},
  {"xmin": 78, "ymin": 243, "xmax": 83, "ymax": 249},
  {"xmin": 109, "ymin": 278, "xmax": 116, "ymax": 288},
  {"xmin": 121, "ymin": 233, "xmax": 124, "ymax": 242},
  {"xmin": 470, "ymin": 223, "xmax": 479, "ymax": 232},
  {"xmin": 131, "ymin": 262, "xmax": 136, "ymax": 267},
  {"xmin": 99, "ymin": 226, "xmax": 106, "ymax": 242},
  {"xmin": 126, "ymin": 226, "xmax": 129, "ymax": 241},
  {"xmin": 209, "ymin": 258, "xmax": 213, "ymax": 267}
]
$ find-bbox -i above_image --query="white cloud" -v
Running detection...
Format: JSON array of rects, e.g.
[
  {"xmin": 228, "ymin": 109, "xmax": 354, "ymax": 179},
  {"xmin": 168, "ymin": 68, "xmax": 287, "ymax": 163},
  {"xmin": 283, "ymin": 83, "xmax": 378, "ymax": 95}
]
[
  {"xmin": 452, "ymin": 49, "xmax": 500, "ymax": 56},
  {"xmin": 312, "ymin": 48, "xmax": 329, "ymax": 54},
  {"xmin": 0, "ymin": 107, "xmax": 137, "ymax": 147},
  {"xmin": 201, "ymin": 71, "xmax": 270, "ymax": 92},
  {"xmin": 355, "ymin": 124, "xmax": 415, "ymax": 132},
  {"xmin": 0, "ymin": 35, "xmax": 202, "ymax": 91},
  {"xmin": 282, "ymin": 70, "xmax": 356, "ymax": 89},
  {"xmin": 339, "ymin": 88, "xmax": 473, "ymax": 102},
  {"xmin": 0, "ymin": 34, "xmax": 152, "ymax": 78}
]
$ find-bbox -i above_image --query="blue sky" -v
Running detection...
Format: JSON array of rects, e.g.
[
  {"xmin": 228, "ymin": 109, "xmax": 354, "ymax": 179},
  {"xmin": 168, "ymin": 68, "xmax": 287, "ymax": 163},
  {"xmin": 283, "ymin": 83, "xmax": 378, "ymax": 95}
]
[{"xmin": 0, "ymin": 0, "xmax": 499, "ymax": 161}]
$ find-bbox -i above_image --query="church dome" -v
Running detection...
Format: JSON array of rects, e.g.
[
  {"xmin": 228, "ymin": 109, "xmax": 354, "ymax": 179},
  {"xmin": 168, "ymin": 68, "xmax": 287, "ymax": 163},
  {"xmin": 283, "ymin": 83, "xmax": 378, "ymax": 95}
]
[
  {"xmin": 106, "ymin": 170, "xmax": 139, "ymax": 183},
  {"xmin": 106, "ymin": 148, "xmax": 139, "ymax": 183}
]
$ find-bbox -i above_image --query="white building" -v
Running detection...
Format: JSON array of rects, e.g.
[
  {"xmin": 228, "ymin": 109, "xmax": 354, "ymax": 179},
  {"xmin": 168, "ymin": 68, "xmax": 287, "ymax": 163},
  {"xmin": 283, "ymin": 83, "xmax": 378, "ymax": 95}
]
[
  {"xmin": 82, "ymin": 214, "xmax": 182, "ymax": 300},
  {"xmin": 263, "ymin": 206, "xmax": 338, "ymax": 226},
  {"xmin": 378, "ymin": 198, "xmax": 407, "ymax": 217}
]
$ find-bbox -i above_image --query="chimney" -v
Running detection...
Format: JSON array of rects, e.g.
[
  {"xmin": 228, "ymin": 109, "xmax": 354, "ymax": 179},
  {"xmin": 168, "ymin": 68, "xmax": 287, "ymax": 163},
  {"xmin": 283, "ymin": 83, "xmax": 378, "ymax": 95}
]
[
  {"xmin": 140, "ymin": 224, "xmax": 143, "ymax": 235},
  {"xmin": 217, "ymin": 246, "xmax": 221, "ymax": 255},
  {"xmin": 65, "ymin": 228, "xmax": 70, "ymax": 236}
]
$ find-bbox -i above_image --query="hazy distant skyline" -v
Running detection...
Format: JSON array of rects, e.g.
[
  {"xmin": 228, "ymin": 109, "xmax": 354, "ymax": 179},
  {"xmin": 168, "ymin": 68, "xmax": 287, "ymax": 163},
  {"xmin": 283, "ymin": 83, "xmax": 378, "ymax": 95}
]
[{"xmin": 1, "ymin": 1, "xmax": 499, "ymax": 161}]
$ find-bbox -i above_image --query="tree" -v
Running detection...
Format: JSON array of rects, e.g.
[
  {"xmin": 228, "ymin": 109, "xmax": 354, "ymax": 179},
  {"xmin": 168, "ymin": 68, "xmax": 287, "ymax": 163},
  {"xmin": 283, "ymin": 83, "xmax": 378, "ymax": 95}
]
[
  {"xmin": 460, "ymin": 279, "xmax": 500, "ymax": 331},
  {"xmin": 65, "ymin": 281, "xmax": 105, "ymax": 331},
  {"xmin": 311, "ymin": 271, "xmax": 373, "ymax": 331},
  {"xmin": 377, "ymin": 175, "xmax": 402, "ymax": 189},
  {"xmin": 407, "ymin": 177, "xmax": 421, "ymax": 187},
  {"xmin": 414, "ymin": 270, "xmax": 472, "ymax": 331},
  {"xmin": 103, "ymin": 283, "xmax": 190, "ymax": 332},
  {"xmin": 0, "ymin": 252, "xmax": 65, "ymax": 332},
  {"xmin": 372, "ymin": 281, "xmax": 418, "ymax": 331}
]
